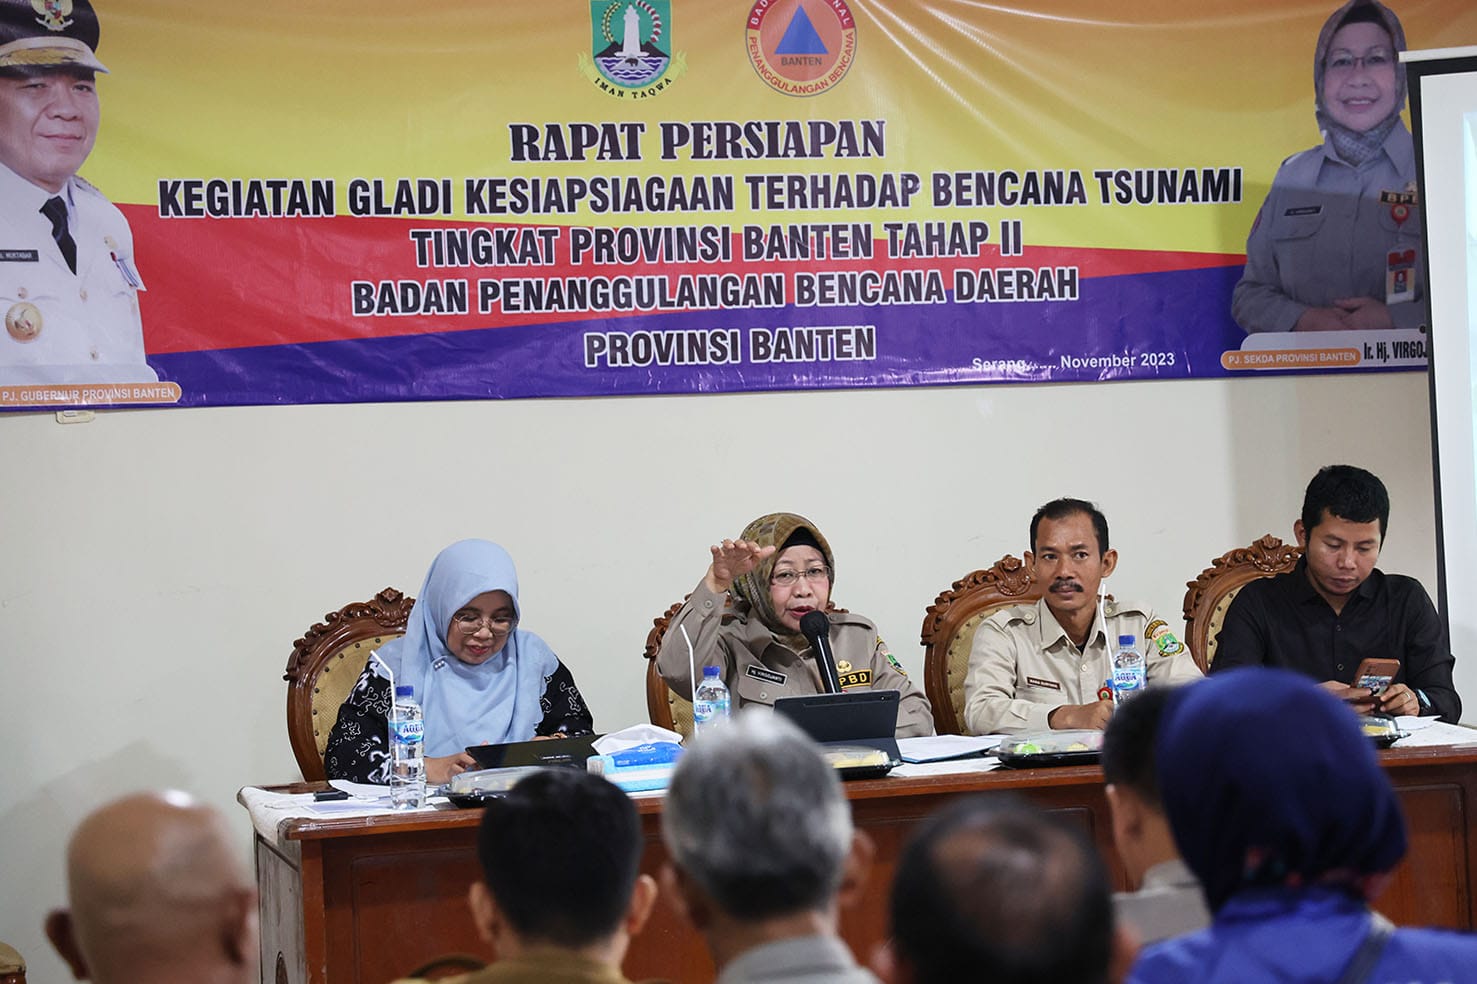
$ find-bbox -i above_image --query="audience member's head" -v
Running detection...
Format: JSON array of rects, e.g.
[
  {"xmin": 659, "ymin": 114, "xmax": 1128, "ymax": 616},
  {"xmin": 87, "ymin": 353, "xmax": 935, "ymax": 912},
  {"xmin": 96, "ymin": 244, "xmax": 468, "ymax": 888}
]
[
  {"xmin": 884, "ymin": 795, "xmax": 1123, "ymax": 984},
  {"xmin": 1157, "ymin": 667, "xmax": 1407, "ymax": 912},
  {"xmin": 1101, "ymin": 686, "xmax": 1181, "ymax": 884},
  {"xmin": 45, "ymin": 791, "xmax": 258, "ymax": 984},
  {"xmin": 661, "ymin": 714, "xmax": 869, "ymax": 967},
  {"xmin": 470, "ymin": 769, "xmax": 656, "ymax": 963}
]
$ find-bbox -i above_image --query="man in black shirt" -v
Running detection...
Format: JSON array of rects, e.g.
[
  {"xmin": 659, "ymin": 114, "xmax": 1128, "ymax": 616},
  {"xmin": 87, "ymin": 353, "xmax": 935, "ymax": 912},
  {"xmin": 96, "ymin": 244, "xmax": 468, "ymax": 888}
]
[{"xmin": 1213, "ymin": 465, "xmax": 1460, "ymax": 722}]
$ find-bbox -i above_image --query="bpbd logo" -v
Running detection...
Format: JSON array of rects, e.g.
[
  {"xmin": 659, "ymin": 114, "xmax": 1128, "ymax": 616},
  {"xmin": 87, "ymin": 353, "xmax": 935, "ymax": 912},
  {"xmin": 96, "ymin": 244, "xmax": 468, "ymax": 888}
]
[
  {"xmin": 582, "ymin": 0, "xmax": 683, "ymax": 98},
  {"xmin": 746, "ymin": 0, "xmax": 857, "ymax": 96}
]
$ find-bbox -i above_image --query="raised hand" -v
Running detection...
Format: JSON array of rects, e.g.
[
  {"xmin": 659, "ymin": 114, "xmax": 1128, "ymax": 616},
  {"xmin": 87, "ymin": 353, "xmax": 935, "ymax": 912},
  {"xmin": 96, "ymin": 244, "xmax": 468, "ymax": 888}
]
[{"xmin": 705, "ymin": 539, "xmax": 778, "ymax": 593}]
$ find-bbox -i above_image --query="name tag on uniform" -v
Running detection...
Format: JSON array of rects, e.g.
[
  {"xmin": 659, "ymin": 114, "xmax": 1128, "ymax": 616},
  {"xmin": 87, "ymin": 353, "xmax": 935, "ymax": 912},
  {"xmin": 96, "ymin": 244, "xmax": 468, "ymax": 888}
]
[
  {"xmin": 1387, "ymin": 248, "xmax": 1417, "ymax": 305},
  {"xmin": 745, "ymin": 664, "xmax": 787, "ymax": 686},
  {"xmin": 1284, "ymin": 205, "xmax": 1322, "ymax": 216},
  {"xmin": 0, "ymin": 249, "xmax": 39, "ymax": 262},
  {"xmin": 1026, "ymin": 676, "xmax": 1061, "ymax": 692}
]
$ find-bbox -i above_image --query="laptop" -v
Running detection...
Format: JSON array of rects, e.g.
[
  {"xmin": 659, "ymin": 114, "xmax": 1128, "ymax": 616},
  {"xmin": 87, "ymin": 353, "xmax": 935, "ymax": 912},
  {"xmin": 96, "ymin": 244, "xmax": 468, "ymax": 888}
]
[
  {"xmin": 465, "ymin": 734, "xmax": 602, "ymax": 771},
  {"xmin": 773, "ymin": 689, "xmax": 902, "ymax": 763}
]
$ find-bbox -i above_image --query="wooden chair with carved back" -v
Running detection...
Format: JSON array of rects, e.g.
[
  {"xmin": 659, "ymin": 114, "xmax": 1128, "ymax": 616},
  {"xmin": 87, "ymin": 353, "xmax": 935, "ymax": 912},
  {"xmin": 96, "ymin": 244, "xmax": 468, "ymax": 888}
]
[
  {"xmin": 642, "ymin": 594, "xmax": 850, "ymax": 741},
  {"xmin": 284, "ymin": 587, "xmax": 417, "ymax": 782},
  {"xmin": 1182, "ymin": 533, "xmax": 1303, "ymax": 672},
  {"xmin": 643, "ymin": 598, "xmax": 694, "ymax": 740},
  {"xmin": 919, "ymin": 555, "xmax": 1042, "ymax": 735}
]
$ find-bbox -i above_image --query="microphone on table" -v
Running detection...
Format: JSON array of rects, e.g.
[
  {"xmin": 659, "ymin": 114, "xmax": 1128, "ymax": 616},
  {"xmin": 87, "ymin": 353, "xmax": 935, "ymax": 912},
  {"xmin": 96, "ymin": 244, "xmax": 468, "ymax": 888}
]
[{"xmin": 800, "ymin": 610, "xmax": 842, "ymax": 694}]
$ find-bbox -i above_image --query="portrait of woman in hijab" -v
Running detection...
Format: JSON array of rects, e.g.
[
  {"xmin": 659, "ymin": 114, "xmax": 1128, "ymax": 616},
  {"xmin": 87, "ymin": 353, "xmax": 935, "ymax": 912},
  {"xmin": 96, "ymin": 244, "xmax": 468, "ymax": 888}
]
[
  {"xmin": 1231, "ymin": 0, "xmax": 1426, "ymax": 334},
  {"xmin": 324, "ymin": 539, "xmax": 593, "ymax": 785},
  {"xmin": 656, "ymin": 511, "xmax": 934, "ymax": 737}
]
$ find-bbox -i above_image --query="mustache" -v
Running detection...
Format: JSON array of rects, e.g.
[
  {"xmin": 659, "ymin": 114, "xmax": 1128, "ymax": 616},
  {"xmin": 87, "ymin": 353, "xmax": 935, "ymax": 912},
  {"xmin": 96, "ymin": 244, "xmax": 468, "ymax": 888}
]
[{"xmin": 1049, "ymin": 579, "xmax": 1084, "ymax": 593}]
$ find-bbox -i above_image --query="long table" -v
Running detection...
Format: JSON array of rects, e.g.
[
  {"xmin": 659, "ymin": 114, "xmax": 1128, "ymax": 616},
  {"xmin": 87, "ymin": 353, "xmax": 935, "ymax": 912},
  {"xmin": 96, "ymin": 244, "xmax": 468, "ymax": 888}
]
[{"xmin": 248, "ymin": 743, "xmax": 1477, "ymax": 984}]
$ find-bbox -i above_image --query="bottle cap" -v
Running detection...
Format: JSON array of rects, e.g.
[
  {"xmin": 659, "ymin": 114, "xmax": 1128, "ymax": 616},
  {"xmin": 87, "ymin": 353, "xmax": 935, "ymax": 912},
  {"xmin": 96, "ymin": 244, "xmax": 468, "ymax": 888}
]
[
  {"xmin": 702, "ymin": 665, "xmax": 720, "ymax": 677},
  {"xmin": 1118, "ymin": 635, "xmax": 1136, "ymax": 647},
  {"xmin": 395, "ymin": 684, "xmax": 414, "ymax": 697}
]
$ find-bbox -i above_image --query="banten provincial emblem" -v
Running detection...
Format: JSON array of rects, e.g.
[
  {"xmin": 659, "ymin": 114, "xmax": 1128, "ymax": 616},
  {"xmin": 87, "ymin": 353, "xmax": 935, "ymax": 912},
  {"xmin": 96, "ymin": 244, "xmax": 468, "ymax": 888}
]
[
  {"xmin": 581, "ymin": 0, "xmax": 683, "ymax": 99},
  {"xmin": 32, "ymin": 0, "xmax": 74, "ymax": 32}
]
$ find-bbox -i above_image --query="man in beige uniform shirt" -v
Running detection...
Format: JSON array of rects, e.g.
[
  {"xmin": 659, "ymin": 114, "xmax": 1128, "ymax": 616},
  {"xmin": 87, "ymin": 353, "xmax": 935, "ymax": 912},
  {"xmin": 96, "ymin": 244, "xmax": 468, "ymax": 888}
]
[
  {"xmin": 963, "ymin": 498, "xmax": 1201, "ymax": 735},
  {"xmin": 0, "ymin": 0, "xmax": 155, "ymax": 385}
]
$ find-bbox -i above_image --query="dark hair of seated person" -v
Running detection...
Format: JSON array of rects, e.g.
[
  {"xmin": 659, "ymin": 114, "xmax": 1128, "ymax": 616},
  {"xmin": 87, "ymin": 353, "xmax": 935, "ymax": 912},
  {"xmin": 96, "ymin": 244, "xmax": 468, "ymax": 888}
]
[
  {"xmin": 1030, "ymin": 497, "xmax": 1110, "ymax": 554},
  {"xmin": 476, "ymin": 769, "xmax": 643, "ymax": 948},
  {"xmin": 890, "ymin": 794, "xmax": 1114, "ymax": 984},
  {"xmin": 1100, "ymin": 686, "xmax": 1175, "ymax": 808},
  {"xmin": 1301, "ymin": 464, "xmax": 1389, "ymax": 539}
]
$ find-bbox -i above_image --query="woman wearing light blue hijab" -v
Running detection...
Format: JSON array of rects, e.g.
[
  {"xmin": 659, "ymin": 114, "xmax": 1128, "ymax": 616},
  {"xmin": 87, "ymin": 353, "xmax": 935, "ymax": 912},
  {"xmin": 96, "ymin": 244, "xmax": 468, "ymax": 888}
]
[{"xmin": 324, "ymin": 540, "xmax": 593, "ymax": 785}]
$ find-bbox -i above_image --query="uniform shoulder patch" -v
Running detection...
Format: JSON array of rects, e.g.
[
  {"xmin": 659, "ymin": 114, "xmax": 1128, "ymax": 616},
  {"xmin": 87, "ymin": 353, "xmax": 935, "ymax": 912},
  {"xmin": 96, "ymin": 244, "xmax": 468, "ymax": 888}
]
[
  {"xmin": 1144, "ymin": 618, "xmax": 1187, "ymax": 658},
  {"xmin": 879, "ymin": 638, "xmax": 907, "ymax": 675}
]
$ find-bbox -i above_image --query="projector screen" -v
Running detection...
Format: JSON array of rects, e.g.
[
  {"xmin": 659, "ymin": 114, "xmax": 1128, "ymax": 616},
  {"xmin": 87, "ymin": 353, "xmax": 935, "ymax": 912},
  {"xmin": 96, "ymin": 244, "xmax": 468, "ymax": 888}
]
[{"xmin": 1410, "ymin": 46, "xmax": 1477, "ymax": 721}]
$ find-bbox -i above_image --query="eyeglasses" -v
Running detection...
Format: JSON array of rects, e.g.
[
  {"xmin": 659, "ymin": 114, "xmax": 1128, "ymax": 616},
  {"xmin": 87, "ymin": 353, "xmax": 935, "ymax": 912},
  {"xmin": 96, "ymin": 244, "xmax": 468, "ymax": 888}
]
[
  {"xmin": 1325, "ymin": 48, "xmax": 1395, "ymax": 77},
  {"xmin": 451, "ymin": 612, "xmax": 515, "ymax": 633},
  {"xmin": 770, "ymin": 566, "xmax": 831, "ymax": 587}
]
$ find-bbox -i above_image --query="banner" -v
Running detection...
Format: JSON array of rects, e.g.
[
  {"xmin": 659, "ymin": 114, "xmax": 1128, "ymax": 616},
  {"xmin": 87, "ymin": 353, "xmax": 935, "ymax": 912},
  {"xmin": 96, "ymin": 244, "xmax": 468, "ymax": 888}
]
[{"xmin": 2, "ymin": 0, "xmax": 1471, "ymax": 409}]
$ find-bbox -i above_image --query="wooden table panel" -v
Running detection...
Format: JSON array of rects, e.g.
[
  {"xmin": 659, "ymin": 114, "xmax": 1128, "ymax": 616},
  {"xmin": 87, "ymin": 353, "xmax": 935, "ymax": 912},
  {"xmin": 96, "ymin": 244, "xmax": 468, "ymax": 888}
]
[{"xmin": 251, "ymin": 745, "xmax": 1477, "ymax": 984}]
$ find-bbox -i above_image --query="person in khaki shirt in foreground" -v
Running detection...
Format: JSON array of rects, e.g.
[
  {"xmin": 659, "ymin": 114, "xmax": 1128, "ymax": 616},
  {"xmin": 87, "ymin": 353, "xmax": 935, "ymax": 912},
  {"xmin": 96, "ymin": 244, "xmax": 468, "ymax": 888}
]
[
  {"xmin": 963, "ymin": 498, "xmax": 1201, "ymax": 735},
  {"xmin": 393, "ymin": 769, "xmax": 661, "ymax": 984}
]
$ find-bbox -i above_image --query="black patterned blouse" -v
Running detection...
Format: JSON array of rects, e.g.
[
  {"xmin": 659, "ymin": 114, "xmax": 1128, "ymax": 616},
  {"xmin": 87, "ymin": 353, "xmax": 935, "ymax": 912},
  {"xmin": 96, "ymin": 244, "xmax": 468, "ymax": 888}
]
[{"xmin": 323, "ymin": 659, "xmax": 594, "ymax": 783}]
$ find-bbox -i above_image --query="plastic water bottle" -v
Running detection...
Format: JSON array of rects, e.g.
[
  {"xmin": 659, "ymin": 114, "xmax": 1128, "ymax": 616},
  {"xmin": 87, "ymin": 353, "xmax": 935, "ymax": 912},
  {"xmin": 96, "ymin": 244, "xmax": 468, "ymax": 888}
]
[
  {"xmin": 1112, "ymin": 634, "xmax": 1146, "ymax": 706},
  {"xmin": 389, "ymin": 684, "xmax": 426, "ymax": 809},
  {"xmin": 692, "ymin": 665, "xmax": 731, "ymax": 736}
]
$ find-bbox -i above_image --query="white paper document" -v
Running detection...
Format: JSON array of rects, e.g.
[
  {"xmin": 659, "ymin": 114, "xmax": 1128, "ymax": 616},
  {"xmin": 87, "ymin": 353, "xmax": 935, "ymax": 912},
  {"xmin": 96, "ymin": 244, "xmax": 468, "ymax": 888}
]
[
  {"xmin": 1391, "ymin": 720, "xmax": 1477, "ymax": 748},
  {"xmin": 897, "ymin": 734, "xmax": 1003, "ymax": 763},
  {"xmin": 891, "ymin": 756, "xmax": 1001, "ymax": 778}
]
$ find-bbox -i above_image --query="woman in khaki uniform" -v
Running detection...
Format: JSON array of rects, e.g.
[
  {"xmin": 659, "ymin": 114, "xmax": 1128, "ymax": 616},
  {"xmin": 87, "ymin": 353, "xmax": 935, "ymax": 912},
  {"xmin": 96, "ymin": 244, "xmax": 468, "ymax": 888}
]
[{"xmin": 657, "ymin": 511, "xmax": 934, "ymax": 737}]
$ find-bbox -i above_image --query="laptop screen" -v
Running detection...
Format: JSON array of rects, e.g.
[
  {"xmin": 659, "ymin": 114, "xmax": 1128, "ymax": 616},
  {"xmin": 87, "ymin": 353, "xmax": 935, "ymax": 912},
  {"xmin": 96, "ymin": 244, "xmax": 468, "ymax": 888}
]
[
  {"xmin": 772, "ymin": 690, "xmax": 900, "ymax": 745},
  {"xmin": 465, "ymin": 734, "xmax": 602, "ymax": 771}
]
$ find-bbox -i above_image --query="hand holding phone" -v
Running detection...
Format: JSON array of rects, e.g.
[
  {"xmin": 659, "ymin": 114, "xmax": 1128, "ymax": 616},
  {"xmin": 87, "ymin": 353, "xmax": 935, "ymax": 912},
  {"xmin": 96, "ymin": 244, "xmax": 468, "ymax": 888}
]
[{"xmin": 1352, "ymin": 658, "xmax": 1401, "ymax": 697}]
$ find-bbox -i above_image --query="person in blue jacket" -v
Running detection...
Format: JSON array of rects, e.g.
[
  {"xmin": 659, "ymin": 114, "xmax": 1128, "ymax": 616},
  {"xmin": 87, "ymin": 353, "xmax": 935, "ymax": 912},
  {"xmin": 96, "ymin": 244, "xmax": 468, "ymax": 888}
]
[
  {"xmin": 1128, "ymin": 667, "xmax": 1477, "ymax": 984},
  {"xmin": 1232, "ymin": 1, "xmax": 1426, "ymax": 334}
]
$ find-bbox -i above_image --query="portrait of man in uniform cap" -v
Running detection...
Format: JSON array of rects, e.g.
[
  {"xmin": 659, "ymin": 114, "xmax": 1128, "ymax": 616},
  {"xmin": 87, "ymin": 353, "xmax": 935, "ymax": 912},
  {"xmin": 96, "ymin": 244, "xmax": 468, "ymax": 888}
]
[{"xmin": 0, "ymin": 0, "xmax": 155, "ymax": 385}]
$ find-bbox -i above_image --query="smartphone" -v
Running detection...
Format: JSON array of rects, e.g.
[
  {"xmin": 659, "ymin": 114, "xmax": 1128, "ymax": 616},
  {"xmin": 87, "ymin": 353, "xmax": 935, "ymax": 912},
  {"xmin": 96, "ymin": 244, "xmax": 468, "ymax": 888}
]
[{"xmin": 1352, "ymin": 658, "xmax": 1401, "ymax": 696}]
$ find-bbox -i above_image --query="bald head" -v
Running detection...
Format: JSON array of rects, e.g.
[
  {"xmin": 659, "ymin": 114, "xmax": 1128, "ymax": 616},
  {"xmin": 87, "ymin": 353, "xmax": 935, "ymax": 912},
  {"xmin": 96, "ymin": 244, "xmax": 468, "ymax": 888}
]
[{"xmin": 47, "ymin": 791, "xmax": 257, "ymax": 984}]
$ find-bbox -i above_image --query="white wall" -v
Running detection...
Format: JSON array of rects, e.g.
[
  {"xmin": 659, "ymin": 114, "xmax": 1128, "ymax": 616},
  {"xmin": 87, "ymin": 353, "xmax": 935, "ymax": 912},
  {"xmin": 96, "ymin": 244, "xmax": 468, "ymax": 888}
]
[{"xmin": 0, "ymin": 371, "xmax": 1444, "ymax": 981}]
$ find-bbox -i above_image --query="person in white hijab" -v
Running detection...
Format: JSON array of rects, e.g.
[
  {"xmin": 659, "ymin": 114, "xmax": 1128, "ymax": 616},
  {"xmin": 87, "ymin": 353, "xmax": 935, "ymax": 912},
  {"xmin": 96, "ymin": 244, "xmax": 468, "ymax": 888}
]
[{"xmin": 325, "ymin": 539, "xmax": 592, "ymax": 785}]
